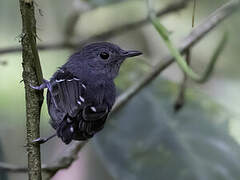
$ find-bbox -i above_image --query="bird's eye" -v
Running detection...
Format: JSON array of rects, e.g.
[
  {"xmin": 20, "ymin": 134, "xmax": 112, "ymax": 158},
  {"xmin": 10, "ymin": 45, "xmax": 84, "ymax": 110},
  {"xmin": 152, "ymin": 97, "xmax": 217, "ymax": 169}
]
[{"xmin": 99, "ymin": 52, "xmax": 109, "ymax": 60}]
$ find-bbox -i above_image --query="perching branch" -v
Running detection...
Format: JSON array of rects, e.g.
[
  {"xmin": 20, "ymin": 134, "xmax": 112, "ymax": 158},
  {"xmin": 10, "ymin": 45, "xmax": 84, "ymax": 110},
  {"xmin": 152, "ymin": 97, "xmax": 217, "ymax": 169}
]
[
  {"xmin": 0, "ymin": 0, "xmax": 191, "ymax": 55},
  {"xmin": 1, "ymin": 0, "xmax": 239, "ymax": 176},
  {"xmin": 19, "ymin": 0, "xmax": 43, "ymax": 179}
]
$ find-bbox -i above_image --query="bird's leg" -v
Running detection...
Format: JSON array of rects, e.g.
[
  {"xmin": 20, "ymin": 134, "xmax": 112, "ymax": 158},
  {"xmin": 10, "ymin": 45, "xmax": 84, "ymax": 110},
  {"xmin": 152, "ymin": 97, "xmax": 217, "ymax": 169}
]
[
  {"xmin": 30, "ymin": 79, "xmax": 49, "ymax": 90},
  {"xmin": 32, "ymin": 133, "xmax": 57, "ymax": 144},
  {"xmin": 30, "ymin": 79, "xmax": 56, "ymax": 144},
  {"xmin": 30, "ymin": 78, "xmax": 60, "ymax": 110}
]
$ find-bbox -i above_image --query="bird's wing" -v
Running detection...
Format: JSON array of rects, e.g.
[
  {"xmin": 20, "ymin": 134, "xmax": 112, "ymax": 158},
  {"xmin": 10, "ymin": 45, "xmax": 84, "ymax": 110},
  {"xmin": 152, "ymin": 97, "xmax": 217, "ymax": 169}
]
[
  {"xmin": 47, "ymin": 69, "xmax": 86, "ymax": 121},
  {"xmin": 47, "ymin": 69, "xmax": 110, "ymax": 135}
]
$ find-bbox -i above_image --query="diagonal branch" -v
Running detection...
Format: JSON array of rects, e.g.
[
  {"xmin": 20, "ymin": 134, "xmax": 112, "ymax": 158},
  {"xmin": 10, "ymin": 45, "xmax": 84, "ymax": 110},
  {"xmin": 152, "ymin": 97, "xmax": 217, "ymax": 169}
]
[
  {"xmin": 0, "ymin": 0, "xmax": 239, "ymax": 176},
  {"xmin": 148, "ymin": 3, "xmax": 228, "ymax": 83},
  {"xmin": 113, "ymin": 0, "xmax": 239, "ymax": 112},
  {"xmin": 0, "ymin": 0, "xmax": 191, "ymax": 55}
]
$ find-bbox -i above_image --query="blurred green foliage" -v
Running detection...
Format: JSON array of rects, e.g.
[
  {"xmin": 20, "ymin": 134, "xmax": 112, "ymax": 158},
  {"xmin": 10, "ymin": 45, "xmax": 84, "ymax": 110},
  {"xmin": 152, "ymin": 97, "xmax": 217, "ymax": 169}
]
[{"xmin": 94, "ymin": 79, "xmax": 240, "ymax": 180}]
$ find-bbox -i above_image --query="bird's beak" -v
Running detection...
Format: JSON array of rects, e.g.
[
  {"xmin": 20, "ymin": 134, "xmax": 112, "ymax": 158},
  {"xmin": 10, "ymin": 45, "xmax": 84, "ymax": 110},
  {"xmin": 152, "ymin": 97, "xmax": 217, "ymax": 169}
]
[{"xmin": 121, "ymin": 50, "xmax": 142, "ymax": 58}]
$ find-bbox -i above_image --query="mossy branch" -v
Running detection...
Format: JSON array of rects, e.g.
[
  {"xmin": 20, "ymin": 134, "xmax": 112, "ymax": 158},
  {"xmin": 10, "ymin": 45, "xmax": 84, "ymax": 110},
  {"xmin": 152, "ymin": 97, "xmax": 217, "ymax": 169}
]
[
  {"xmin": 148, "ymin": 2, "xmax": 228, "ymax": 83},
  {"xmin": 19, "ymin": 0, "xmax": 43, "ymax": 179}
]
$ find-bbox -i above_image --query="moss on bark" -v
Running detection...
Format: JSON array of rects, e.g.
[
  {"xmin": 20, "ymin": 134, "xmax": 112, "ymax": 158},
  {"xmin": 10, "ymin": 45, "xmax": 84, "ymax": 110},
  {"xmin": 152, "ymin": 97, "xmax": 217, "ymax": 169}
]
[{"xmin": 19, "ymin": 0, "xmax": 43, "ymax": 179}]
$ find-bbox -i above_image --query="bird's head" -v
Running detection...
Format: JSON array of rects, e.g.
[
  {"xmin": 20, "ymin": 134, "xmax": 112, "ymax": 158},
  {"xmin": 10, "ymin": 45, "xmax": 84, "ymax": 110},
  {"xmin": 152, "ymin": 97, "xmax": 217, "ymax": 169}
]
[{"xmin": 71, "ymin": 42, "xmax": 142, "ymax": 79}]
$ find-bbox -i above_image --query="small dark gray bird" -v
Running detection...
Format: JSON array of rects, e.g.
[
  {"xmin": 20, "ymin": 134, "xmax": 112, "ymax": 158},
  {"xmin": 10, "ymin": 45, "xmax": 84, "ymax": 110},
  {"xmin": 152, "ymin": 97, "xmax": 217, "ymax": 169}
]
[{"xmin": 31, "ymin": 42, "xmax": 142, "ymax": 144}]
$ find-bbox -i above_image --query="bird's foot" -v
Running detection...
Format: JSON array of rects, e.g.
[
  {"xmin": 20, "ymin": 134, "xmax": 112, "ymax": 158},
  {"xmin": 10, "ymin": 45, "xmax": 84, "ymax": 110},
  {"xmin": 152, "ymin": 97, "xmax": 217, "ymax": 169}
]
[
  {"xmin": 32, "ymin": 137, "xmax": 47, "ymax": 144},
  {"xmin": 30, "ymin": 79, "xmax": 49, "ymax": 90},
  {"xmin": 32, "ymin": 134, "xmax": 56, "ymax": 144}
]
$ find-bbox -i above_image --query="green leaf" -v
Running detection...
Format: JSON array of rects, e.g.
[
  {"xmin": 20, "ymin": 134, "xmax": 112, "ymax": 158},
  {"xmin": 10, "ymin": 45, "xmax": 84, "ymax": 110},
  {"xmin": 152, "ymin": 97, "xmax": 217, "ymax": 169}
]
[{"xmin": 94, "ymin": 79, "xmax": 240, "ymax": 180}]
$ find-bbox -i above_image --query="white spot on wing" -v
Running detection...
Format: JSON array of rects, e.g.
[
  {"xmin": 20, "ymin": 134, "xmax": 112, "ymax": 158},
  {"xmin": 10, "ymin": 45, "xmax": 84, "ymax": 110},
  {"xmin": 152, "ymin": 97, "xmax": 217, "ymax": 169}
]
[
  {"xmin": 67, "ymin": 118, "xmax": 72, "ymax": 123},
  {"xmin": 79, "ymin": 96, "xmax": 85, "ymax": 102},
  {"xmin": 77, "ymin": 100, "xmax": 81, "ymax": 105},
  {"xmin": 82, "ymin": 84, "xmax": 86, "ymax": 89},
  {"xmin": 70, "ymin": 126, "xmax": 74, "ymax": 133},
  {"xmin": 56, "ymin": 79, "xmax": 65, "ymax": 82},
  {"xmin": 67, "ymin": 78, "xmax": 79, "ymax": 82},
  {"xmin": 91, "ymin": 106, "xmax": 97, "ymax": 112}
]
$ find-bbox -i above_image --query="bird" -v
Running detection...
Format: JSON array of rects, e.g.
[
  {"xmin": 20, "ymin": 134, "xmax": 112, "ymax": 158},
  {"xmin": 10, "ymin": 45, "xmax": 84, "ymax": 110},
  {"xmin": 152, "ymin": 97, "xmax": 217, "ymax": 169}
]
[{"xmin": 31, "ymin": 42, "xmax": 142, "ymax": 144}]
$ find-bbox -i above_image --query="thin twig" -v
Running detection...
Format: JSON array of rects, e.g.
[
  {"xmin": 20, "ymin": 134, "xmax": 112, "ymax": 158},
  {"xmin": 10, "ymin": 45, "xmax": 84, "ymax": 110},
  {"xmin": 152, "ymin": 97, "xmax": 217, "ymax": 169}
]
[
  {"xmin": 174, "ymin": 0, "xmax": 196, "ymax": 111},
  {"xmin": 0, "ymin": 0, "xmax": 239, "ymax": 175},
  {"xmin": 174, "ymin": 49, "xmax": 191, "ymax": 112},
  {"xmin": 192, "ymin": 0, "xmax": 196, "ymax": 28},
  {"xmin": 0, "ymin": 163, "xmax": 28, "ymax": 173},
  {"xmin": 0, "ymin": 0, "xmax": 191, "ymax": 55}
]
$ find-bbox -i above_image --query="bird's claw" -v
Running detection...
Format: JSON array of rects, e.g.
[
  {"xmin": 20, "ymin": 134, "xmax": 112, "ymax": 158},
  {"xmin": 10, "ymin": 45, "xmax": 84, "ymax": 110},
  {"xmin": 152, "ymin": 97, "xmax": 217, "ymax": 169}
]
[
  {"xmin": 32, "ymin": 134, "xmax": 56, "ymax": 144},
  {"xmin": 30, "ymin": 79, "xmax": 49, "ymax": 90},
  {"xmin": 32, "ymin": 137, "xmax": 47, "ymax": 144},
  {"xmin": 30, "ymin": 84, "xmax": 40, "ymax": 90}
]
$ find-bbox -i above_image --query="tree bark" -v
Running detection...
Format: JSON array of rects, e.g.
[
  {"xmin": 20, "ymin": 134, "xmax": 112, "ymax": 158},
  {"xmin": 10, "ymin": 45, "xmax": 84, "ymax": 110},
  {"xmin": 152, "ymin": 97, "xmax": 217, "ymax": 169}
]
[{"xmin": 19, "ymin": 0, "xmax": 43, "ymax": 179}]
